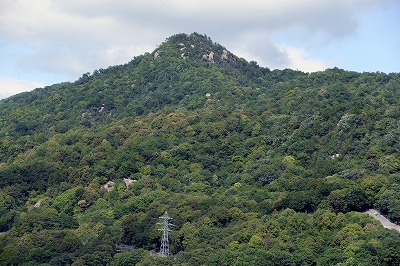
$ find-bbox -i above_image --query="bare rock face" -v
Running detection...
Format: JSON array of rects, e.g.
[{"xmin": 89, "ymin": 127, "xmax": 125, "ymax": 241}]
[
  {"xmin": 123, "ymin": 178, "xmax": 137, "ymax": 188},
  {"xmin": 154, "ymin": 33, "xmax": 237, "ymax": 66},
  {"xmin": 177, "ymin": 43, "xmax": 186, "ymax": 50},
  {"xmin": 103, "ymin": 181, "xmax": 115, "ymax": 192},
  {"xmin": 202, "ymin": 51, "xmax": 214, "ymax": 62},
  {"xmin": 28, "ymin": 199, "xmax": 44, "ymax": 210},
  {"xmin": 221, "ymin": 50, "xmax": 229, "ymax": 60},
  {"xmin": 34, "ymin": 199, "xmax": 43, "ymax": 208}
]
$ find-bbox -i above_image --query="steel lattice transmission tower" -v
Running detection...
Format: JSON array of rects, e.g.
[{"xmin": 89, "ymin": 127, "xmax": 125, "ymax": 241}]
[{"xmin": 158, "ymin": 211, "xmax": 173, "ymax": 257}]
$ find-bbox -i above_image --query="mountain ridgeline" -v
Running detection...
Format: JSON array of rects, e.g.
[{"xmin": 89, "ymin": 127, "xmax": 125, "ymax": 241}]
[{"xmin": 0, "ymin": 33, "xmax": 399, "ymax": 265}]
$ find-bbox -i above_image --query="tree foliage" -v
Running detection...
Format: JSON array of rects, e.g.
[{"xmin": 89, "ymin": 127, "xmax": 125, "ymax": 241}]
[{"xmin": 0, "ymin": 33, "xmax": 399, "ymax": 265}]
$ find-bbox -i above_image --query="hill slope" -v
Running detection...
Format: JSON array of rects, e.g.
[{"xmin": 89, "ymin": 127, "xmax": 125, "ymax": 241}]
[{"xmin": 0, "ymin": 33, "xmax": 400, "ymax": 265}]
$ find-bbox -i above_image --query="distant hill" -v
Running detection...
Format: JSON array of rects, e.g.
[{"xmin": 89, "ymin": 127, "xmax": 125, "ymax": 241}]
[{"xmin": 0, "ymin": 33, "xmax": 399, "ymax": 265}]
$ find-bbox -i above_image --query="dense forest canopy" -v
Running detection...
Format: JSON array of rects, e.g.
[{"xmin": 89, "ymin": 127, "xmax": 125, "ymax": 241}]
[{"xmin": 0, "ymin": 33, "xmax": 399, "ymax": 265}]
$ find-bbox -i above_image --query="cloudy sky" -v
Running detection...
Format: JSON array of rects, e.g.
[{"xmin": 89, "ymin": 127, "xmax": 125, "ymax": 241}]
[{"xmin": 0, "ymin": 0, "xmax": 399, "ymax": 99}]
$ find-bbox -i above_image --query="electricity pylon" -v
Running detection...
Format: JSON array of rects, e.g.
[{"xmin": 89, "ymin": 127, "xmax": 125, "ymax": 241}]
[{"xmin": 158, "ymin": 211, "xmax": 173, "ymax": 257}]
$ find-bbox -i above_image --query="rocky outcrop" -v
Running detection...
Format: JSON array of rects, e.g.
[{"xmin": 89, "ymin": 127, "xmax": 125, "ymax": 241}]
[
  {"xmin": 221, "ymin": 50, "xmax": 229, "ymax": 60},
  {"xmin": 202, "ymin": 51, "xmax": 214, "ymax": 62},
  {"xmin": 153, "ymin": 33, "xmax": 237, "ymax": 66},
  {"xmin": 177, "ymin": 43, "xmax": 186, "ymax": 50},
  {"xmin": 103, "ymin": 181, "xmax": 115, "ymax": 192},
  {"xmin": 123, "ymin": 178, "xmax": 137, "ymax": 188},
  {"xmin": 28, "ymin": 199, "xmax": 44, "ymax": 211}
]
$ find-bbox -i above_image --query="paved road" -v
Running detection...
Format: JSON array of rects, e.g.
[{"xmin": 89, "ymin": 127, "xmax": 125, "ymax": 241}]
[{"xmin": 365, "ymin": 209, "xmax": 400, "ymax": 233}]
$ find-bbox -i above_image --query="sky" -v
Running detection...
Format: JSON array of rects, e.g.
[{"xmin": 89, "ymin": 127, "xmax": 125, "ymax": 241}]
[{"xmin": 0, "ymin": 0, "xmax": 399, "ymax": 99}]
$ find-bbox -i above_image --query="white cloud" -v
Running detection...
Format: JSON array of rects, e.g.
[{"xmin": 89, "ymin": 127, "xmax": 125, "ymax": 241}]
[
  {"xmin": 0, "ymin": 76, "xmax": 44, "ymax": 99},
  {"xmin": 278, "ymin": 45, "xmax": 332, "ymax": 72}
]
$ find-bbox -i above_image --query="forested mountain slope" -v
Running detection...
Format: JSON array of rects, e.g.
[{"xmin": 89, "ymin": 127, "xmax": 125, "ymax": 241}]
[{"xmin": 0, "ymin": 33, "xmax": 399, "ymax": 265}]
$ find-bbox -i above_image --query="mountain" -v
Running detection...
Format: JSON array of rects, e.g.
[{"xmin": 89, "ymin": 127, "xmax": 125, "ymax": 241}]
[{"xmin": 0, "ymin": 33, "xmax": 400, "ymax": 265}]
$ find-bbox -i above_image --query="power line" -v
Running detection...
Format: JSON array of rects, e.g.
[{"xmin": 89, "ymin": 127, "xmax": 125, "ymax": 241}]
[{"xmin": 158, "ymin": 211, "xmax": 173, "ymax": 257}]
